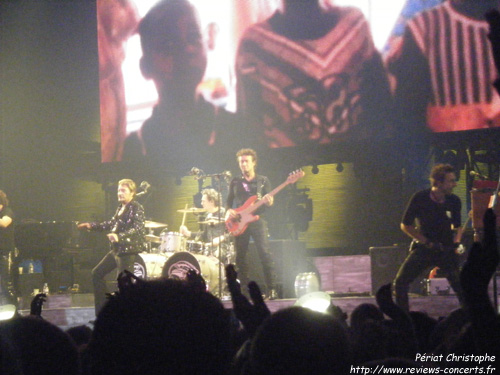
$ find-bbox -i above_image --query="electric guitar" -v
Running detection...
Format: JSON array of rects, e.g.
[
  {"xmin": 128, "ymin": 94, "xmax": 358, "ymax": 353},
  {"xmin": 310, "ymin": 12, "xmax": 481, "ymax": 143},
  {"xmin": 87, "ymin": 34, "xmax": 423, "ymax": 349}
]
[
  {"xmin": 226, "ymin": 169, "xmax": 305, "ymax": 236},
  {"xmin": 411, "ymin": 215, "xmax": 471, "ymax": 255}
]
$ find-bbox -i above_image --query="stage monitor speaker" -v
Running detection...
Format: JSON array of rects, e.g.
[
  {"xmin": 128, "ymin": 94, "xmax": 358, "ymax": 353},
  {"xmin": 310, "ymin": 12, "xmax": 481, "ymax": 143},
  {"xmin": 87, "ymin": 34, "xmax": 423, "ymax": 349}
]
[
  {"xmin": 369, "ymin": 245, "xmax": 425, "ymax": 295},
  {"xmin": 247, "ymin": 240, "xmax": 309, "ymax": 298}
]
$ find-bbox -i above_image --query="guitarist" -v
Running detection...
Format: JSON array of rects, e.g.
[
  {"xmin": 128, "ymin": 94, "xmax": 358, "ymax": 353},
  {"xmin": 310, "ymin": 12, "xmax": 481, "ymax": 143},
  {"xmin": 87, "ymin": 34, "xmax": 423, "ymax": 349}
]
[
  {"xmin": 226, "ymin": 148, "xmax": 278, "ymax": 300},
  {"xmin": 394, "ymin": 164, "xmax": 464, "ymax": 311}
]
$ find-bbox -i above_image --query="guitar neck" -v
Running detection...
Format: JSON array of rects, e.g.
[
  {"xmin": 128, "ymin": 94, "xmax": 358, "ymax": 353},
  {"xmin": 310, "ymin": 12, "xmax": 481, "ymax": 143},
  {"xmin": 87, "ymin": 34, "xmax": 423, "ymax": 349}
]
[{"xmin": 250, "ymin": 179, "xmax": 291, "ymax": 212}]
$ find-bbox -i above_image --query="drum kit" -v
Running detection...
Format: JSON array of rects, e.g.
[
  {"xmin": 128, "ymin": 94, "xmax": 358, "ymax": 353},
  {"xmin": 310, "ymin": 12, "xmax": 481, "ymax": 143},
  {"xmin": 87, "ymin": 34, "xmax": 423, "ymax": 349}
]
[{"xmin": 134, "ymin": 210, "xmax": 233, "ymax": 297}]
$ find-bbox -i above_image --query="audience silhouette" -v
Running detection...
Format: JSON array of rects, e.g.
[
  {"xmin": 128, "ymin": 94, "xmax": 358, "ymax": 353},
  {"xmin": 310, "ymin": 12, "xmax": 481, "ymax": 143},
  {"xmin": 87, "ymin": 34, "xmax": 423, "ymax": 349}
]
[
  {"xmin": 0, "ymin": 316, "xmax": 80, "ymax": 375},
  {"xmin": 86, "ymin": 271, "xmax": 232, "ymax": 375}
]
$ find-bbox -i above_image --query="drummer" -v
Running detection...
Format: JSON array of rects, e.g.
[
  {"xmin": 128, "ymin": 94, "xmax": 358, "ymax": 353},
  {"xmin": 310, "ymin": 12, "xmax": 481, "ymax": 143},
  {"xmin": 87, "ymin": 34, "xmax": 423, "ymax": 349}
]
[{"xmin": 180, "ymin": 188, "xmax": 227, "ymax": 250}]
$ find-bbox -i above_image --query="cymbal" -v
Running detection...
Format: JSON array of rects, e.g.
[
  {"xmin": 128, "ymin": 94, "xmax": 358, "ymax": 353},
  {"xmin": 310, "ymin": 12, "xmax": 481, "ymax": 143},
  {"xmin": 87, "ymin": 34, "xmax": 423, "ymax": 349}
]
[
  {"xmin": 177, "ymin": 207, "xmax": 207, "ymax": 213},
  {"xmin": 145, "ymin": 234, "xmax": 162, "ymax": 243},
  {"xmin": 145, "ymin": 220, "xmax": 168, "ymax": 228},
  {"xmin": 198, "ymin": 219, "xmax": 225, "ymax": 225}
]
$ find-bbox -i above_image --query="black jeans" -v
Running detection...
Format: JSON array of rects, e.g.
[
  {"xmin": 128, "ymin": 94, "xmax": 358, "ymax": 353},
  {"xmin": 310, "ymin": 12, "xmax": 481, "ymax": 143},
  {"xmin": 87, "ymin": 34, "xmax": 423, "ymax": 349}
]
[
  {"xmin": 394, "ymin": 243, "xmax": 464, "ymax": 311},
  {"xmin": 92, "ymin": 250, "xmax": 136, "ymax": 316},
  {"xmin": 234, "ymin": 219, "xmax": 276, "ymax": 294}
]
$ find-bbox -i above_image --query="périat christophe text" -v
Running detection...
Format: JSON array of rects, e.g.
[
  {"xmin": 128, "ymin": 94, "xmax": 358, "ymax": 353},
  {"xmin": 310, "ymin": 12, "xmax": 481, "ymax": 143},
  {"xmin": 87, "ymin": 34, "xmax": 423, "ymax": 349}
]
[{"xmin": 415, "ymin": 354, "xmax": 495, "ymax": 364}]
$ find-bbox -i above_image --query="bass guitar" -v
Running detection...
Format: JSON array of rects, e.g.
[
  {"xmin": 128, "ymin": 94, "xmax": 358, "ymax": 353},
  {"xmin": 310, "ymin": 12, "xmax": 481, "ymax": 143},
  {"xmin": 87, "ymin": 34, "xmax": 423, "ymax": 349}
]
[{"xmin": 226, "ymin": 170, "xmax": 305, "ymax": 236}]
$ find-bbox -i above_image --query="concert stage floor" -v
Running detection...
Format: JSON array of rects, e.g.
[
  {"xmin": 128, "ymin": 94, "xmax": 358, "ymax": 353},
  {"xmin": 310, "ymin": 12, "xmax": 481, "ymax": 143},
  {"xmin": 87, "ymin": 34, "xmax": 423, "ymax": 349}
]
[
  {"xmin": 18, "ymin": 292, "xmax": 463, "ymax": 331},
  {"xmin": 16, "ymin": 254, "xmax": 499, "ymax": 330}
]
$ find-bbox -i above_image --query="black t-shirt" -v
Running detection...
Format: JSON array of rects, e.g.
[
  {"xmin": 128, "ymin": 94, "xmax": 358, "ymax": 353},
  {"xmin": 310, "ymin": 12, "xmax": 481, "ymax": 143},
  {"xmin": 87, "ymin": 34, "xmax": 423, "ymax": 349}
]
[
  {"xmin": 226, "ymin": 175, "xmax": 272, "ymax": 217},
  {"xmin": 402, "ymin": 188, "xmax": 461, "ymax": 246},
  {"xmin": 0, "ymin": 206, "xmax": 15, "ymax": 253}
]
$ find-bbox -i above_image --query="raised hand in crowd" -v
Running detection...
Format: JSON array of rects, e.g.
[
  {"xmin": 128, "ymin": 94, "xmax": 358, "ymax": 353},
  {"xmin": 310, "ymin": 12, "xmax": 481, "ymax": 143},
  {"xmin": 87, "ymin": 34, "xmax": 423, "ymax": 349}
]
[
  {"xmin": 186, "ymin": 268, "xmax": 207, "ymax": 294},
  {"xmin": 459, "ymin": 208, "xmax": 499, "ymax": 355},
  {"xmin": 117, "ymin": 269, "xmax": 144, "ymax": 290},
  {"xmin": 29, "ymin": 293, "xmax": 47, "ymax": 318},
  {"xmin": 460, "ymin": 208, "xmax": 498, "ymax": 304},
  {"xmin": 225, "ymin": 264, "xmax": 270, "ymax": 338},
  {"xmin": 376, "ymin": 283, "xmax": 411, "ymax": 327},
  {"xmin": 376, "ymin": 283, "xmax": 418, "ymax": 353}
]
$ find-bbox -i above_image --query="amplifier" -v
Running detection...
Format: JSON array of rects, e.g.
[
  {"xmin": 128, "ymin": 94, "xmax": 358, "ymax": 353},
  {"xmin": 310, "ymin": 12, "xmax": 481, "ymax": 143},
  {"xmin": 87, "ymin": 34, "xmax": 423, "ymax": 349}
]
[
  {"xmin": 425, "ymin": 278, "xmax": 454, "ymax": 295},
  {"xmin": 369, "ymin": 245, "xmax": 426, "ymax": 295}
]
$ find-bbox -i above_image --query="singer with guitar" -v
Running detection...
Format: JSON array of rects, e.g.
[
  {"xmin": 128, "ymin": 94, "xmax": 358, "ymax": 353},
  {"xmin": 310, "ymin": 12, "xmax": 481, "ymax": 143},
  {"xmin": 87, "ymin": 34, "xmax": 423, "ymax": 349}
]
[
  {"xmin": 394, "ymin": 164, "xmax": 465, "ymax": 311},
  {"xmin": 225, "ymin": 148, "xmax": 279, "ymax": 300},
  {"xmin": 78, "ymin": 179, "xmax": 146, "ymax": 317}
]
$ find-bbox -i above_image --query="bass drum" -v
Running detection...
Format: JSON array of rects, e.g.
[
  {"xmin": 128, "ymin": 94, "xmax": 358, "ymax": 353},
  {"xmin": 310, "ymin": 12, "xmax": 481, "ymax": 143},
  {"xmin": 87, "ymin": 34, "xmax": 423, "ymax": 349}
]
[
  {"xmin": 161, "ymin": 252, "xmax": 223, "ymax": 296},
  {"xmin": 134, "ymin": 253, "xmax": 170, "ymax": 280}
]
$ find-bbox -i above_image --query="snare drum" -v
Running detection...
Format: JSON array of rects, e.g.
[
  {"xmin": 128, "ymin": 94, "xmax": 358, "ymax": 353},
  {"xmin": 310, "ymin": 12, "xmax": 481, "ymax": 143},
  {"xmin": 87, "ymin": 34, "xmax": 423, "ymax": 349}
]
[
  {"xmin": 133, "ymin": 253, "xmax": 170, "ymax": 280},
  {"xmin": 159, "ymin": 231, "xmax": 184, "ymax": 253},
  {"xmin": 161, "ymin": 252, "xmax": 223, "ymax": 296},
  {"xmin": 186, "ymin": 240, "xmax": 204, "ymax": 254}
]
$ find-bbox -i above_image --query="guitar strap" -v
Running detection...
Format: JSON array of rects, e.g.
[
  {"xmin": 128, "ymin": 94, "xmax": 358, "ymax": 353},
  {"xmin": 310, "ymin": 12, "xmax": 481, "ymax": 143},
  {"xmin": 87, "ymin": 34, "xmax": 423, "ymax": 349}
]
[{"xmin": 234, "ymin": 175, "xmax": 264, "ymax": 202}]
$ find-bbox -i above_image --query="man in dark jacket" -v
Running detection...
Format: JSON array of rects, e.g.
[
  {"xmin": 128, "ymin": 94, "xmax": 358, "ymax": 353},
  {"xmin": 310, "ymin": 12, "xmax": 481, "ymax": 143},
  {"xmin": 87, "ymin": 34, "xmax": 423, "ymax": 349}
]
[
  {"xmin": 78, "ymin": 179, "xmax": 145, "ymax": 316},
  {"xmin": 226, "ymin": 148, "xmax": 277, "ymax": 299}
]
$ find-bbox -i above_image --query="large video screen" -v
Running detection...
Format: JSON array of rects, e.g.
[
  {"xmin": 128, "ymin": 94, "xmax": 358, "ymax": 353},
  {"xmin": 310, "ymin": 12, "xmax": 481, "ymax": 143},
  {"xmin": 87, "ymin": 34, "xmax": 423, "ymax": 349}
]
[{"xmin": 98, "ymin": 0, "xmax": 500, "ymax": 167}]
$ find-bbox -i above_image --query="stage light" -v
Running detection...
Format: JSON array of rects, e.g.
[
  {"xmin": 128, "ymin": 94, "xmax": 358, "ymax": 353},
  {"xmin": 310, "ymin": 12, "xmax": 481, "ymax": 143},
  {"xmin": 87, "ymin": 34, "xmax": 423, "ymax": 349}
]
[
  {"xmin": 294, "ymin": 272, "xmax": 319, "ymax": 298},
  {"xmin": 294, "ymin": 291, "xmax": 331, "ymax": 314},
  {"xmin": 336, "ymin": 163, "xmax": 344, "ymax": 172},
  {"xmin": 0, "ymin": 303, "xmax": 16, "ymax": 321},
  {"xmin": 311, "ymin": 165, "xmax": 319, "ymax": 174}
]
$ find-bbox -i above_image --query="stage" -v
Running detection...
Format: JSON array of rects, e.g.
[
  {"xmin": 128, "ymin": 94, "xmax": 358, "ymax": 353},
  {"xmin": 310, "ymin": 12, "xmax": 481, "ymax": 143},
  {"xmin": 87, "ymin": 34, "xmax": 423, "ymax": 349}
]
[
  {"xmin": 15, "ymin": 253, "xmax": 499, "ymax": 330},
  {"xmin": 17, "ymin": 292, "xmax": 463, "ymax": 331}
]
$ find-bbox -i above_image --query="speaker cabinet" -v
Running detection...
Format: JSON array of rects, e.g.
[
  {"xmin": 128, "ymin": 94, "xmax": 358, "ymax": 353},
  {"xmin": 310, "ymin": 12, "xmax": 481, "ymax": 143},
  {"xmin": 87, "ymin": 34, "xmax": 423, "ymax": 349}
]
[
  {"xmin": 369, "ymin": 245, "xmax": 425, "ymax": 295},
  {"xmin": 247, "ymin": 240, "xmax": 309, "ymax": 298}
]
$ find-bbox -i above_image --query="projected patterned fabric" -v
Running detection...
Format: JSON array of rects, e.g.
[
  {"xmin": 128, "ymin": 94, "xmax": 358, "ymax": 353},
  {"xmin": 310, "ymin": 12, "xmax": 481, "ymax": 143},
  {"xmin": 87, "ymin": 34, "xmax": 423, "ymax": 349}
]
[
  {"xmin": 387, "ymin": 1, "xmax": 500, "ymax": 132},
  {"xmin": 235, "ymin": 6, "xmax": 392, "ymax": 148}
]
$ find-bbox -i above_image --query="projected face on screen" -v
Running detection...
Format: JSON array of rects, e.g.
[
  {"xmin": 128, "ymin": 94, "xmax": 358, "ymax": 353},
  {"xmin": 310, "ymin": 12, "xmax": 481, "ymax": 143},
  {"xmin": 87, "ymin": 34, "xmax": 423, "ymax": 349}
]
[{"xmin": 98, "ymin": 0, "xmax": 500, "ymax": 165}]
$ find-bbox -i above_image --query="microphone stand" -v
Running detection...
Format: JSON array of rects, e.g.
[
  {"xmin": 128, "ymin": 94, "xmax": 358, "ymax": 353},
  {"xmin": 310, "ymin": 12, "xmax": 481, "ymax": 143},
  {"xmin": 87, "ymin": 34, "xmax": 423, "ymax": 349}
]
[{"xmin": 211, "ymin": 172, "xmax": 226, "ymax": 299}]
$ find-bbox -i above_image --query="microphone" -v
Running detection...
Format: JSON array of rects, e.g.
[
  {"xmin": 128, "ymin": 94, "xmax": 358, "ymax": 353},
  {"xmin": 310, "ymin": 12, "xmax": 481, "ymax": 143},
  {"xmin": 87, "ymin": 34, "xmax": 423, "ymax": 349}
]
[
  {"xmin": 470, "ymin": 171, "xmax": 487, "ymax": 180},
  {"xmin": 136, "ymin": 181, "xmax": 151, "ymax": 197}
]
